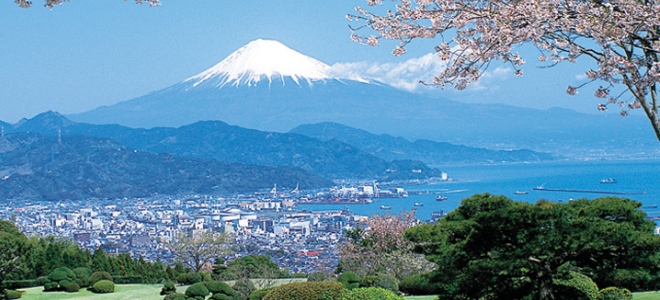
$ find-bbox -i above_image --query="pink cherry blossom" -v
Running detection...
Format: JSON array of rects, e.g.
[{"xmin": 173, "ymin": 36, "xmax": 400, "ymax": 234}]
[{"xmin": 350, "ymin": 0, "xmax": 660, "ymax": 140}]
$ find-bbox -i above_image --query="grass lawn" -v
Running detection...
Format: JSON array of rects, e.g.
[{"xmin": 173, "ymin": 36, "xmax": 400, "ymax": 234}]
[
  {"xmin": 634, "ymin": 292, "xmax": 660, "ymax": 299},
  {"xmin": 19, "ymin": 284, "xmax": 164, "ymax": 300},
  {"xmin": 17, "ymin": 278, "xmax": 307, "ymax": 300}
]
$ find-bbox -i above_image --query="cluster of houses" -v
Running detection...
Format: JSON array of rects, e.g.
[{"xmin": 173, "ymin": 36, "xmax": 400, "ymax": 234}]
[{"xmin": 2, "ymin": 193, "xmax": 371, "ymax": 274}]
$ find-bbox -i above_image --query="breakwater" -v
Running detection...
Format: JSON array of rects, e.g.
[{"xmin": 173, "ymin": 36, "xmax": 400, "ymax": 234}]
[{"xmin": 532, "ymin": 187, "xmax": 646, "ymax": 195}]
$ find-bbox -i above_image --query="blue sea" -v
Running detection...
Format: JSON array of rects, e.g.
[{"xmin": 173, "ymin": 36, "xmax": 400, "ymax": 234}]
[{"xmin": 297, "ymin": 159, "xmax": 660, "ymax": 221}]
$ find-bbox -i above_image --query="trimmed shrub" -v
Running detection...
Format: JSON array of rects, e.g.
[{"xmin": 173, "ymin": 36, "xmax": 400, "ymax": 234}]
[
  {"xmin": 44, "ymin": 267, "xmax": 77, "ymax": 292},
  {"xmin": 185, "ymin": 282, "xmax": 210, "ymax": 300},
  {"xmin": 164, "ymin": 292, "xmax": 187, "ymax": 300},
  {"xmin": 160, "ymin": 281, "xmax": 177, "ymax": 296},
  {"xmin": 35, "ymin": 276, "xmax": 48, "ymax": 286},
  {"xmin": 43, "ymin": 281, "xmax": 59, "ymax": 292},
  {"xmin": 262, "ymin": 282, "xmax": 344, "ymax": 300},
  {"xmin": 248, "ymin": 288, "xmax": 273, "ymax": 300},
  {"xmin": 596, "ymin": 287, "xmax": 632, "ymax": 300},
  {"xmin": 90, "ymin": 280, "xmax": 115, "ymax": 294},
  {"xmin": 5, "ymin": 290, "xmax": 22, "ymax": 299},
  {"xmin": 553, "ymin": 271, "xmax": 599, "ymax": 300},
  {"xmin": 48, "ymin": 267, "xmax": 75, "ymax": 282},
  {"xmin": 341, "ymin": 287, "xmax": 404, "ymax": 300},
  {"xmin": 205, "ymin": 280, "xmax": 237, "ymax": 296},
  {"xmin": 2, "ymin": 280, "xmax": 40, "ymax": 289},
  {"xmin": 72, "ymin": 267, "xmax": 92, "ymax": 287},
  {"xmin": 89, "ymin": 271, "xmax": 113, "ymax": 286},
  {"xmin": 64, "ymin": 282, "xmax": 80, "ymax": 293},
  {"xmin": 339, "ymin": 272, "xmax": 360, "ymax": 290},
  {"xmin": 211, "ymin": 294, "xmax": 237, "ymax": 300},
  {"xmin": 398, "ymin": 273, "xmax": 442, "ymax": 295},
  {"xmin": 176, "ymin": 271, "xmax": 203, "ymax": 285}
]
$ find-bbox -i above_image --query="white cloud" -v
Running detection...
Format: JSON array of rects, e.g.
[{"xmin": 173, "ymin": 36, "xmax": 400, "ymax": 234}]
[
  {"xmin": 328, "ymin": 54, "xmax": 512, "ymax": 93},
  {"xmin": 328, "ymin": 53, "xmax": 448, "ymax": 91}
]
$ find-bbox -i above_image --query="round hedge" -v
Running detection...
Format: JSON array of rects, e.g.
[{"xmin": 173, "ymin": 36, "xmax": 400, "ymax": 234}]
[
  {"xmin": 64, "ymin": 282, "xmax": 80, "ymax": 293},
  {"xmin": 90, "ymin": 280, "xmax": 115, "ymax": 294},
  {"xmin": 248, "ymin": 288, "xmax": 273, "ymax": 300},
  {"xmin": 164, "ymin": 292, "xmax": 187, "ymax": 300},
  {"xmin": 185, "ymin": 282, "xmax": 210, "ymax": 299},
  {"xmin": 597, "ymin": 287, "xmax": 632, "ymax": 300},
  {"xmin": 48, "ymin": 267, "xmax": 75, "ymax": 282},
  {"xmin": 211, "ymin": 293, "xmax": 236, "ymax": 300},
  {"xmin": 160, "ymin": 281, "xmax": 177, "ymax": 296},
  {"xmin": 88, "ymin": 271, "xmax": 113, "ymax": 286},
  {"xmin": 72, "ymin": 267, "xmax": 92, "ymax": 287},
  {"xmin": 341, "ymin": 287, "xmax": 404, "ymax": 300},
  {"xmin": 553, "ymin": 271, "xmax": 599, "ymax": 300},
  {"xmin": 205, "ymin": 280, "xmax": 237, "ymax": 296},
  {"xmin": 263, "ymin": 281, "xmax": 344, "ymax": 300}
]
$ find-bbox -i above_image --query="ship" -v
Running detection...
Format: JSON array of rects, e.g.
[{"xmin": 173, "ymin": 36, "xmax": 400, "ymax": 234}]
[
  {"xmin": 600, "ymin": 178, "xmax": 617, "ymax": 184},
  {"xmin": 380, "ymin": 205, "xmax": 392, "ymax": 210},
  {"xmin": 514, "ymin": 191, "xmax": 529, "ymax": 195},
  {"xmin": 436, "ymin": 196, "xmax": 448, "ymax": 201},
  {"xmin": 414, "ymin": 202, "xmax": 424, "ymax": 207}
]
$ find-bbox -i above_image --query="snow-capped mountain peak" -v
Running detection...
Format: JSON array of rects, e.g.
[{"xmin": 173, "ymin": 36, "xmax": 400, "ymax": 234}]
[{"xmin": 186, "ymin": 39, "xmax": 331, "ymax": 88}]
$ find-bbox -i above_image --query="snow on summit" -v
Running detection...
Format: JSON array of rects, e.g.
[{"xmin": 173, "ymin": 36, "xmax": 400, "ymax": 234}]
[{"xmin": 187, "ymin": 39, "xmax": 331, "ymax": 87}]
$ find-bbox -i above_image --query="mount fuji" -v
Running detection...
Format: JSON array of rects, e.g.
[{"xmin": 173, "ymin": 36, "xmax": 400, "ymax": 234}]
[{"xmin": 69, "ymin": 39, "xmax": 658, "ymax": 154}]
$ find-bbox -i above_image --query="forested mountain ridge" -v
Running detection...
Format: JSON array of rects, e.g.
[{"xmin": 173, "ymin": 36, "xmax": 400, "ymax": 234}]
[
  {"xmin": 8, "ymin": 111, "xmax": 443, "ymax": 181},
  {"xmin": 0, "ymin": 132, "xmax": 331, "ymax": 200},
  {"xmin": 290, "ymin": 122, "xmax": 555, "ymax": 165}
]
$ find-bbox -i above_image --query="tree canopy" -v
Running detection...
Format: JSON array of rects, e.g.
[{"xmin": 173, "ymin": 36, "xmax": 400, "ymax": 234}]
[
  {"xmin": 168, "ymin": 230, "xmax": 234, "ymax": 272},
  {"xmin": 340, "ymin": 211, "xmax": 435, "ymax": 280},
  {"xmin": 350, "ymin": 0, "xmax": 660, "ymax": 140},
  {"xmin": 403, "ymin": 194, "xmax": 660, "ymax": 300},
  {"xmin": 0, "ymin": 220, "xmax": 27, "ymax": 294}
]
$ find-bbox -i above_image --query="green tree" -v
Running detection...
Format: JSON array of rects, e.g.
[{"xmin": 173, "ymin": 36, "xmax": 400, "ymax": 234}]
[
  {"xmin": 0, "ymin": 220, "xmax": 27, "ymax": 295},
  {"xmin": 228, "ymin": 255, "xmax": 283, "ymax": 278},
  {"xmin": 404, "ymin": 194, "xmax": 660, "ymax": 300},
  {"xmin": 168, "ymin": 230, "xmax": 233, "ymax": 272}
]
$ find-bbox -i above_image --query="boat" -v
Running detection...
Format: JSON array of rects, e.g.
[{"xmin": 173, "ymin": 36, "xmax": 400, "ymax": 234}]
[
  {"xmin": 514, "ymin": 191, "xmax": 529, "ymax": 195},
  {"xmin": 600, "ymin": 178, "xmax": 617, "ymax": 184},
  {"xmin": 436, "ymin": 196, "xmax": 448, "ymax": 201},
  {"xmin": 380, "ymin": 205, "xmax": 392, "ymax": 210},
  {"xmin": 414, "ymin": 202, "xmax": 424, "ymax": 207}
]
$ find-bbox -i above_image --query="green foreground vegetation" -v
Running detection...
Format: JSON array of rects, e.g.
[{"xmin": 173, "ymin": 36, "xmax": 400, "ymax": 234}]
[{"xmin": 14, "ymin": 284, "xmax": 660, "ymax": 300}]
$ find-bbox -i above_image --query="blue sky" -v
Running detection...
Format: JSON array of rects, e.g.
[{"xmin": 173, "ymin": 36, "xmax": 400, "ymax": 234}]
[{"xmin": 0, "ymin": 0, "xmax": 619, "ymax": 123}]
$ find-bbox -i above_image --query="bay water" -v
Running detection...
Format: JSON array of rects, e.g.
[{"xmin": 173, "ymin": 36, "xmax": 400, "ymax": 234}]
[{"xmin": 297, "ymin": 159, "xmax": 660, "ymax": 221}]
